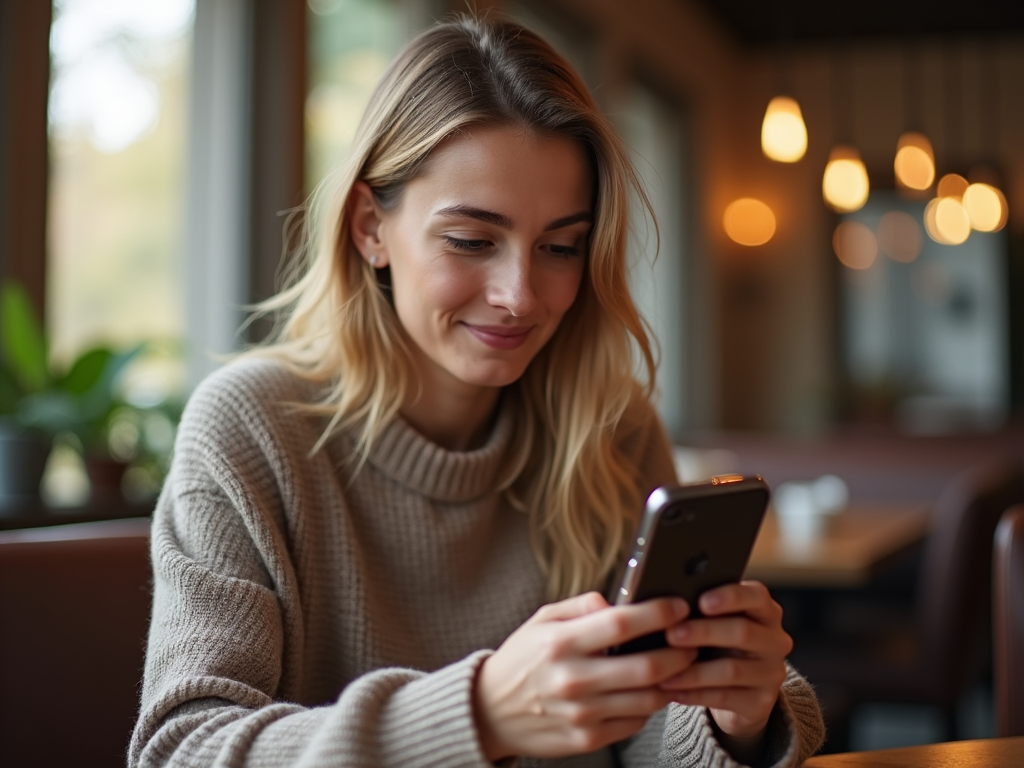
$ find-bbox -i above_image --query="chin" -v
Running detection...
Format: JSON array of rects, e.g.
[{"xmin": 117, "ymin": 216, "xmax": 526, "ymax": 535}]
[{"xmin": 457, "ymin": 361, "xmax": 531, "ymax": 389}]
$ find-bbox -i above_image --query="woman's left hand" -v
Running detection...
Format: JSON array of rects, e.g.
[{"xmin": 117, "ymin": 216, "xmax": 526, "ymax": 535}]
[{"xmin": 658, "ymin": 580, "xmax": 792, "ymax": 742}]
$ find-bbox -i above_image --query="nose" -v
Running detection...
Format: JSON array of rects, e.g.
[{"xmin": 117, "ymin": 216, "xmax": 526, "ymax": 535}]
[{"xmin": 488, "ymin": 249, "xmax": 537, "ymax": 317}]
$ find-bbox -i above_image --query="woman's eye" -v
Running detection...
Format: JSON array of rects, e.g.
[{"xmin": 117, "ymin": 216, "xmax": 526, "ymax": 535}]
[
  {"xmin": 444, "ymin": 236, "xmax": 489, "ymax": 252},
  {"xmin": 546, "ymin": 243, "xmax": 581, "ymax": 259}
]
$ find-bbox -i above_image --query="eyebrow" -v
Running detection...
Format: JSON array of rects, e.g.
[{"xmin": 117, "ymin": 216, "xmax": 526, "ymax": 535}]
[{"xmin": 434, "ymin": 205, "xmax": 593, "ymax": 231}]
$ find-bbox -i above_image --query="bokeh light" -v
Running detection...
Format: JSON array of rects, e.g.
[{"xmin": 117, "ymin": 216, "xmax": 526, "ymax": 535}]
[
  {"xmin": 723, "ymin": 198, "xmax": 776, "ymax": 246},
  {"xmin": 893, "ymin": 132, "xmax": 935, "ymax": 191},
  {"xmin": 823, "ymin": 146, "xmax": 870, "ymax": 213},
  {"xmin": 877, "ymin": 210, "xmax": 923, "ymax": 263},
  {"xmin": 833, "ymin": 221, "xmax": 878, "ymax": 269},
  {"xmin": 924, "ymin": 198, "xmax": 950, "ymax": 245},
  {"xmin": 936, "ymin": 173, "xmax": 969, "ymax": 200},
  {"xmin": 761, "ymin": 96, "xmax": 808, "ymax": 163},
  {"xmin": 962, "ymin": 183, "xmax": 1006, "ymax": 232},
  {"xmin": 933, "ymin": 196, "xmax": 970, "ymax": 244}
]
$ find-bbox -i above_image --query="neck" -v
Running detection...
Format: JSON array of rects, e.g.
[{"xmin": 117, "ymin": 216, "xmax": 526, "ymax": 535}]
[{"xmin": 400, "ymin": 375, "xmax": 502, "ymax": 452}]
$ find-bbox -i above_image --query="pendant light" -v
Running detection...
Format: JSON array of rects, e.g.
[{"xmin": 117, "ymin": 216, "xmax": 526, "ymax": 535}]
[
  {"xmin": 894, "ymin": 46, "xmax": 935, "ymax": 193},
  {"xmin": 762, "ymin": 96, "xmax": 807, "ymax": 162},
  {"xmin": 824, "ymin": 146, "xmax": 870, "ymax": 213},
  {"xmin": 894, "ymin": 132, "xmax": 935, "ymax": 191},
  {"xmin": 760, "ymin": 4, "xmax": 806, "ymax": 163},
  {"xmin": 824, "ymin": 50, "xmax": 869, "ymax": 213},
  {"xmin": 963, "ymin": 49, "xmax": 1008, "ymax": 233}
]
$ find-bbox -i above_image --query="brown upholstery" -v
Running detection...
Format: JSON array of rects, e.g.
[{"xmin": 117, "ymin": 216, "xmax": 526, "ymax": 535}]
[
  {"xmin": 789, "ymin": 458, "xmax": 1024, "ymax": 740},
  {"xmin": 995, "ymin": 505, "xmax": 1024, "ymax": 737},
  {"xmin": 0, "ymin": 518, "xmax": 151, "ymax": 768}
]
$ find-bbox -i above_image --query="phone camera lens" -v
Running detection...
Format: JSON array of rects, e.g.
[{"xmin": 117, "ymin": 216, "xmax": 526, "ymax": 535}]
[{"xmin": 662, "ymin": 505, "xmax": 683, "ymax": 523}]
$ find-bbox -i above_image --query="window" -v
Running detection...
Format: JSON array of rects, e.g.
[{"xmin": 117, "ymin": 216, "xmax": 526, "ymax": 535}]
[
  {"xmin": 306, "ymin": 0, "xmax": 407, "ymax": 189},
  {"xmin": 47, "ymin": 0, "xmax": 193, "ymax": 394},
  {"xmin": 616, "ymin": 82, "xmax": 690, "ymax": 438},
  {"xmin": 839, "ymin": 192, "xmax": 1010, "ymax": 433}
]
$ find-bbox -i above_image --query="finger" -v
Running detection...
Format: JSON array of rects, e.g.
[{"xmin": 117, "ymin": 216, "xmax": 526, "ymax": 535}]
[
  {"xmin": 568, "ymin": 598, "xmax": 690, "ymax": 655},
  {"xmin": 697, "ymin": 581, "xmax": 783, "ymax": 625},
  {"xmin": 549, "ymin": 687, "xmax": 679, "ymax": 726},
  {"xmin": 531, "ymin": 591, "xmax": 610, "ymax": 624},
  {"xmin": 666, "ymin": 616, "xmax": 791, "ymax": 659},
  {"xmin": 555, "ymin": 646, "xmax": 698, "ymax": 697},
  {"xmin": 659, "ymin": 656, "xmax": 787, "ymax": 692}
]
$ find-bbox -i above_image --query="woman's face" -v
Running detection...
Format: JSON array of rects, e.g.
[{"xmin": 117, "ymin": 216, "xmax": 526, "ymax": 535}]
[{"xmin": 369, "ymin": 124, "xmax": 593, "ymax": 396}]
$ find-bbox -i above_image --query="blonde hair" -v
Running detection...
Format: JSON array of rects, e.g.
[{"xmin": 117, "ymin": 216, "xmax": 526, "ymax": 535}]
[{"xmin": 252, "ymin": 14, "xmax": 657, "ymax": 600}]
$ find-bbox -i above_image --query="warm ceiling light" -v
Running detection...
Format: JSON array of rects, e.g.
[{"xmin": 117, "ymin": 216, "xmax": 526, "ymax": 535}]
[
  {"xmin": 894, "ymin": 132, "xmax": 935, "ymax": 191},
  {"xmin": 833, "ymin": 221, "xmax": 878, "ymax": 270},
  {"xmin": 877, "ymin": 210, "xmax": 923, "ymax": 263},
  {"xmin": 723, "ymin": 198, "xmax": 776, "ymax": 246},
  {"xmin": 924, "ymin": 198, "xmax": 952, "ymax": 245},
  {"xmin": 962, "ymin": 183, "xmax": 1006, "ymax": 232},
  {"xmin": 936, "ymin": 173, "xmax": 969, "ymax": 200},
  {"xmin": 933, "ymin": 197, "xmax": 972, "ymax": 245},
  {"xmin": 823, "ymin": 146, "xmax": 870, "ymax": 212},
  {"xmin": 761, "ymin": 96, "xmax": 808, "ymax": 163}
]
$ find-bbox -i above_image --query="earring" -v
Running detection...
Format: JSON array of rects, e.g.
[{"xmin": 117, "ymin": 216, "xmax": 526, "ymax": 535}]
[{"xmin": 368, "ymin": 254, "xmax": 379, "ymax": 267}]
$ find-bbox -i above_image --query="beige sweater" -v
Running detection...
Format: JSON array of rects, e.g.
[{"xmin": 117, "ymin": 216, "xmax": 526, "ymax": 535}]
[{"xmin": 129, "ymin": 358, "xmax": 824, "ymax": 767}]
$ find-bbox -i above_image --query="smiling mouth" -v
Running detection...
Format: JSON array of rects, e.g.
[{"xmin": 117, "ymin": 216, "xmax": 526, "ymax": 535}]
[{"xmin": 463, "ymin": 323, "xmax": 533, "ymax": 350}]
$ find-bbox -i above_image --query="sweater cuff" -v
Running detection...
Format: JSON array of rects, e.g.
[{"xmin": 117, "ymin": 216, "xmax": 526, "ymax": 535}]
[{"xmin": 377, "ymin": 649, "xmax": 496, "ymax": 767}]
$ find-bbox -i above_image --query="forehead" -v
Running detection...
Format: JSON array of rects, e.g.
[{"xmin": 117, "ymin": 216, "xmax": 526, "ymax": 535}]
[{"xmin": 404, "ymin": 124, "xmax": 594, "ymax": 217}]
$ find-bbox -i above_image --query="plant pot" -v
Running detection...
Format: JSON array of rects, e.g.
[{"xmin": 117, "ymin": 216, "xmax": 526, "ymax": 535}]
[
  {"xmin": 0, "ymin": 422, "xmax": 52, "ymax": 514},
  {"xmin": 84, "ymin": 455, "xmax": 130, "ymax": 500}
]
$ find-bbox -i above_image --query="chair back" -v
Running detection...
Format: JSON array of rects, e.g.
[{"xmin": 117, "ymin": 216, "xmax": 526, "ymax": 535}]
[
  {"xmin": 917, "ymin": 459, "xmax": 1024, "ymax": 704},
  {"xmin": 995, "ymin": 505, "xmax": 1024, "ymax": 737},
  {"xmin": 0, "ymin": 518, "xmax": 152, "ymax": 768}
]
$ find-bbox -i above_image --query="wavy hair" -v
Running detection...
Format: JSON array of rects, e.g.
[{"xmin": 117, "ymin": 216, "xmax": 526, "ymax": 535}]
[{"xmin": 251, "ymin": 14, "xmax": 657, "ymax": 600}]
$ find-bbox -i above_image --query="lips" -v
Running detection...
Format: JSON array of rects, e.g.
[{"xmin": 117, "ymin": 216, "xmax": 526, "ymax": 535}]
[{"xmin": 462, "ymin": 323, "xmax": 534, "ymax": 350}]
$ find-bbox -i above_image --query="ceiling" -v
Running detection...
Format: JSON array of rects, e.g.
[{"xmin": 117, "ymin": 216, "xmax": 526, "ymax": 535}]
[{"xmin": 693, "ymin": 0, "xmax": 1024, "ymax": 46}]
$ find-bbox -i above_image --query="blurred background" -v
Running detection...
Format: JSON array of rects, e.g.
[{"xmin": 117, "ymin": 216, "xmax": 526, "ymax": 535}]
[{"xmin": 1, "ymin": 0, "xmax": 1023, "ymax": 758}]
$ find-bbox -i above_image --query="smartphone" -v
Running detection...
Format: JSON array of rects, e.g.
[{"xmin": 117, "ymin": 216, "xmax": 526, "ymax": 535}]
[{"xmin": 607, "ymin": 475, "xmax": 770, "ymax": 655}]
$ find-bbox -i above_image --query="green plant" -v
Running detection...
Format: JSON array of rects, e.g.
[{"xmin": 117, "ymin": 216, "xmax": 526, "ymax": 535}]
[{"xmin": 0, "ymin": 280, "xmax": 144, "ymax": 458}]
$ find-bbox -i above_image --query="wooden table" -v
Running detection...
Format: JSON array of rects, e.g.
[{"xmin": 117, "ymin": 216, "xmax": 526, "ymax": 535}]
[
  {"xmin": 803, "ymin": 736, "xmax": 1024, "ymax": 767},
  {"xmin": 744, "ymin": 502, "xmax": 930, "ymax": 588}
]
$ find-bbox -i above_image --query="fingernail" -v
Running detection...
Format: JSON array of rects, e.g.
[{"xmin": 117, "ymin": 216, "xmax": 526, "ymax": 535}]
[
  {"xmin": 701, "ymin": 593, "xmax": 721, "ymax": 611},
  {"xmin": 673, "ymin": 598, "xmax": 690, "ymax": 619},
  {"xmin": 670, "ymin": 623, "xmax": 690, "ymax": 642}
]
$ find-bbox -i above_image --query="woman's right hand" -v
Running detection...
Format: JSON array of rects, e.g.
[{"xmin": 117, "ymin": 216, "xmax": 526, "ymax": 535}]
[{"xmin": 472, "ymin": 591, "xmax": 697, "ymax": 761}]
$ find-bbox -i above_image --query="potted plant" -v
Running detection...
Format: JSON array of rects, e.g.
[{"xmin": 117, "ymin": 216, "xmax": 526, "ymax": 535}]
[{"xmin": 0, "ymin": 281, "xmax": 145, "ymax": 504}]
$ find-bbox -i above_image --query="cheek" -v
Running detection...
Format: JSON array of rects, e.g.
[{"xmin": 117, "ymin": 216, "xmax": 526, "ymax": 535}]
[
  {"xmin": 392, "ymin": 256, "xmax": 481, "ymax": 327},
  {"xmin": 544, "ymin": 265, "xmax": 586, "ymax": 318}
]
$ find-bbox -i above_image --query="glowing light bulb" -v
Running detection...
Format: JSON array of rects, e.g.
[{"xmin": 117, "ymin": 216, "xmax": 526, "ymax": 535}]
[
  {"xmin": 723, "ymin": 198, "xmax": 776, "ymax": 246},
  {"xmin": 962, "ymin": 183, "xmax": 1005, "ymax": 232},
  {"xmin": 877, "ymin": 210, "xmax": 923, "ymax": 263},
  {"xmin": 933, "ymin": 197, "xmax": 971, "ymax": 245},
  {"xmin": 894, "ymin": 132, "xmax": 935, "ymax": 191},
  {"xmin": 924, "ymin": 198, "xmax": 952, "ymax": 245},
  {"xmin": 761, "ymin": 96, "xmax": 808, "ymax": 163},
  {"xmin": 823, "ymin": 146, "xmax": 870, "ymax": 213},
  {"xmin": 936, "ymin": 173, "xmax": 969, "ymax": 200},
  {"xmin": 833, "ymin": 221, "xmax": 878, "ymax": 270}
]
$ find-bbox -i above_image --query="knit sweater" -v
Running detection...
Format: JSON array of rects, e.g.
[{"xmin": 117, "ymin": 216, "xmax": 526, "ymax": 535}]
[{"xmin": 129, "ymin": 358, "xmax": 825, "ymax": 768}]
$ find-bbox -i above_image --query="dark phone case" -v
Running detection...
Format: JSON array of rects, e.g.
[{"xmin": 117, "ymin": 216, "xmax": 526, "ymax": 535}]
[{"xmin": 607, "ymin": 476, "xmax": 770, "ymax": 655}]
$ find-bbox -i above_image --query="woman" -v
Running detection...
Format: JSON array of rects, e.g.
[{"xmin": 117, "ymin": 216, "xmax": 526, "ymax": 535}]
[{"xmin": 130, "ymin": 14, "xmax": 824, "ymax": 768}]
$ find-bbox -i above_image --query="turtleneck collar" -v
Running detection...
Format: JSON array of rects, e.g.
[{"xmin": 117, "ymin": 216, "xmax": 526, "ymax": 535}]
[{"xmin": 360, "ymin": 396, "xmax": 516, "ymax": 503}]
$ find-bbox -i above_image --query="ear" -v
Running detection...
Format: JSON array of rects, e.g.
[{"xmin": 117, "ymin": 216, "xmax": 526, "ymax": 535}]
[{"xmin": 346, "ymin": 180, "xmax": 390, "ymax": 267}]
